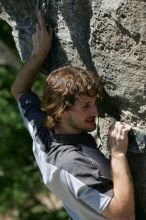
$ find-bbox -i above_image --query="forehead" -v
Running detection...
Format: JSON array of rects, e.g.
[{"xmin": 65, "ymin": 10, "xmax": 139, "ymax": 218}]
[{"xmin": 75, "ymin": 95, "xmax": 97, "ymax": 104}]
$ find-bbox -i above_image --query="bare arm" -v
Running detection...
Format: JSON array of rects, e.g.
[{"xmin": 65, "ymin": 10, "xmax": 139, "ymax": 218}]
[
  {"xmin": 11, "ymin": 11, "xmax": 53, "ymax": 100},
  {"xmin": 102, "ymin": 122, "xmax": 135, "ymax": 220}
]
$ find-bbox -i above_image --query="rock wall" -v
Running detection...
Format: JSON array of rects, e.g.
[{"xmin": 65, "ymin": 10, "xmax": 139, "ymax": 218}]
[{"xmin": 0, "ymin": 0, "xmax": 146, "ymax": 218}]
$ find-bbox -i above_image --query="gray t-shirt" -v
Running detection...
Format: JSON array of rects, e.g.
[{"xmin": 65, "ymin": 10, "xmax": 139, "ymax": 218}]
[{"xmin": 18, "ymin": 91, "xmax": 113, "ymax": 220}]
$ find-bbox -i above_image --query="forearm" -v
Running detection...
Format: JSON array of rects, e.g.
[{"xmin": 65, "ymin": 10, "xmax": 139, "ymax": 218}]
[
  {"xmin": 102, "ymin": 154, "xmax": 135, "ymax": 220},
  {"xmin": 111, "ymin": 154, "xmax": 135, "ymax": 219},
  {"xmin": 102, "ymin": 122, "xmax": 135, "ymax": 219},
  {"xmin": 11, "ymin": 55, "xmax": 44, "ymax": 99}
]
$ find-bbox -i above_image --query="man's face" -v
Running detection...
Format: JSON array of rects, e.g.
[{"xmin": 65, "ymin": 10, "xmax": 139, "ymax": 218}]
[{"xmin": 61, "ymin": 95, "xmax": 99, "ymax": 133}]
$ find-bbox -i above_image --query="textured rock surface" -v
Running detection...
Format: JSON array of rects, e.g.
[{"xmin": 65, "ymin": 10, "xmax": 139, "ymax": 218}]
[{"xmin": 0, "ymin": 0, "xmax": 146, "ymax": 217}]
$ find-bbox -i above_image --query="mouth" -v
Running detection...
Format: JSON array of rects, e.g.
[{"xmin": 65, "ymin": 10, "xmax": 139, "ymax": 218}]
[{"xmin": 85, "ymin": 117, "xmax": 96, "ymax": 123}]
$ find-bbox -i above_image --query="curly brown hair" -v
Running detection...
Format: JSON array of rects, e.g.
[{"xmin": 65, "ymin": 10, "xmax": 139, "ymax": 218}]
[{"xmin": 41, "ymin": 66, "xmax": 102, "ymax": 128}]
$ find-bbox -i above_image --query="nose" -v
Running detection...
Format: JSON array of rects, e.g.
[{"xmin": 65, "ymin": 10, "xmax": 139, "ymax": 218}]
[{"xmin": 91, "ymin": 104, "xmax": 99, "ymax": 116}]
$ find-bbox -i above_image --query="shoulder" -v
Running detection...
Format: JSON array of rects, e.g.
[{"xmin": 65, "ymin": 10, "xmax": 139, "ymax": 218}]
[{"xmin": 18, "ymin": 90, "xmax": 40, "ymax": 105}]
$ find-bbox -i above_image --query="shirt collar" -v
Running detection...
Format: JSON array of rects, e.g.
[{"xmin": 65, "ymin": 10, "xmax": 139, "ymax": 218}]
[{"xmin": 50, "ymin": 131, "xmax": 97, "ymax": 146}]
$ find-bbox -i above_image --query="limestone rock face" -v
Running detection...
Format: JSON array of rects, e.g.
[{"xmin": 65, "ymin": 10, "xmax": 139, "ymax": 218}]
[
  {"xmin": 0, "ymin": 0, "xmax": 146, "ymax": 217},
  {"xmin": 1, "ymin": 0, "xmax": 145, "ymax": 127}
]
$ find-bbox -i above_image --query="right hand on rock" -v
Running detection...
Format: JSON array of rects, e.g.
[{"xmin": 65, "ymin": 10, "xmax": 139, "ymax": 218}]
[{"xmin": 108, "ymin": 121, "xmax": 132, "ymax": 157}]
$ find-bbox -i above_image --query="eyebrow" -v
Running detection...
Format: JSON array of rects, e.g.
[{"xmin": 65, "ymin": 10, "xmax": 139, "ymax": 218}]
[
  {"xmin": 76, "ymin": 95, "xmax": 97, "ymax": 104},
  {"xmin": 77, "ymin": 99, "xmax": 93, "ymax": 105}
]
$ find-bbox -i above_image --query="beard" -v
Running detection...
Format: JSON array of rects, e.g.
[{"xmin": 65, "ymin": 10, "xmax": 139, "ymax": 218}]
[{"xmin": 68, "ymin": 117, "xmax": 97, "ymax": 133}]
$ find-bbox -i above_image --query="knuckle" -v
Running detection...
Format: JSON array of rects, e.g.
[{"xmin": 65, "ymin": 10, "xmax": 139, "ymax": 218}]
[{"xmin": 120, "ymin": 136, "xmax": 124, "ymax": 141}]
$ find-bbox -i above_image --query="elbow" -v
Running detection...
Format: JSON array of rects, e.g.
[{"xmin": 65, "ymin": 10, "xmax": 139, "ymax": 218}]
[
  {"xmin": 11, "ymin": 84, "xmax": 22, "ymax": 100},
  {"xmin": 116, "ymin": 207, "xmax": 135, "ymax": 220},
  {"xmin": 11, "ymin": 84, "xmax": 17, "ymax": 99},
  {"xmin": 117, "ymin": 213, "xmax": 135, "ymax": 220},
  {"xmin": 102, "ymin": 201, "xmax": 135, "ymax": 220},
  {"xmin": 124, "ymin": 210, "xmax": 135, "ymax": 220},
  {"xmin": 11, "ymin": 84, "xmax": 16, "ymax": 97},
  {"xmin": 111, "ymin": 211, "xmax": 135, "ymax": 220},
  {"xmin": 114, "ymin": 204, "xmax": 135, "ymax": 220}
]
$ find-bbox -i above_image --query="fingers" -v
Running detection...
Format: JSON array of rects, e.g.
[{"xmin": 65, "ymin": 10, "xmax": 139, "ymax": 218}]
[
  {"xmin": 118, "ymin": 122, "xmax": 132, "ymax": 136},
  {"xmin": 48, "ymin": 23, "xmax": 53, "ymax": 35},
  {"xmin": 37, "ymin": 10, "xmax": 53, "ymax": 37},
  {"xmin": 109, "ymin": 121, "xmax": 132, "ymax": 136},
  {"xmin": 31, "ymin": 10, "xmax": 53, "ymax": 57},
  {"xmin": 37, "ymin": 10, "xmax": 46, "ymax": 31},
  {"xmin": 36, "ymin": 23, "xmax": 40, "ymax": 33},
  {"xmin": 108, "ymin": 121, "xmax": 130, "ymax": 154},
  {"xmin": 32, "ymin": 33, "xmax": 37, "ymax": 45},
  {"xmin": 32, "ymin": 24, "xmax": 40, "ymax": 43}
]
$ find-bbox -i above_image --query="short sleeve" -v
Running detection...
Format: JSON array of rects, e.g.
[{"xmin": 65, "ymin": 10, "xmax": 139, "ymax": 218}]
[
  {"xmin": 61, "ymin": 151, "xmax": 113, "ymax": 213},
  {"xmin": 18, "ymin": 91, "xmax": 48, "ymax": 140}
]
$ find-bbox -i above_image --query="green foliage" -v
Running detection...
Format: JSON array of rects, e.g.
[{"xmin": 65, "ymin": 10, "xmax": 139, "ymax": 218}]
[
  {"xmin": 0, "ymin": 20, "xmax": 19, "ymax": 57},
  {"xmin": 0, "ymin": 21, "xmax": 70, "ymax": 219}
]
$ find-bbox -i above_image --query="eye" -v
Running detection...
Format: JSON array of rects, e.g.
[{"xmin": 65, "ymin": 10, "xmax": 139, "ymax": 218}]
[{"xmin": 83, "ymin": 104, "xmax": 89, "ymax": 109}]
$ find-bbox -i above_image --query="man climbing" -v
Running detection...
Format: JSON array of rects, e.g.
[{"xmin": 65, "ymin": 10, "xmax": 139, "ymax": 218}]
[{"xmin": 11, "ymin": 11, "xmax": 135, "ymax": 220}]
